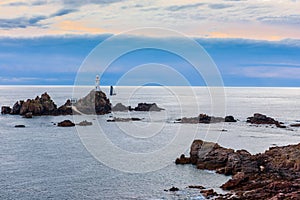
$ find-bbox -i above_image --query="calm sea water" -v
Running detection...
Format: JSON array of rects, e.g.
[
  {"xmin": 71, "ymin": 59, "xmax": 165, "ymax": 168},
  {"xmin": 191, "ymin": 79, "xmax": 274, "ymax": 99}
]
[{"xmin": 0, "ymin": 86, "xmax": 300, "ymax": 199}]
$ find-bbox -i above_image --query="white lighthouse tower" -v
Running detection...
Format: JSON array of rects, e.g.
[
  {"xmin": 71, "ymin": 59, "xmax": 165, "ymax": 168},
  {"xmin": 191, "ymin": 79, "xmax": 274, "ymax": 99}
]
[{"xmin": 95, "ymin": 75, "xmax": 101, "ymax": 91}]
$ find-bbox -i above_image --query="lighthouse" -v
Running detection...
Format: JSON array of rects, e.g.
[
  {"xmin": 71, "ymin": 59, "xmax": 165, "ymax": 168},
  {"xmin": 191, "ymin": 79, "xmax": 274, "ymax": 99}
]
[{"xmin": 95, "ymin": 75, "xmax": 101, "ymax": 91}]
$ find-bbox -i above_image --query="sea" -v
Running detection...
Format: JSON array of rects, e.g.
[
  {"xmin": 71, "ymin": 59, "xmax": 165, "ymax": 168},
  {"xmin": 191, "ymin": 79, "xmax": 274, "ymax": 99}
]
[{"xmin": 0, "ymin": 86, "xmax": 300, "ymax": 200}]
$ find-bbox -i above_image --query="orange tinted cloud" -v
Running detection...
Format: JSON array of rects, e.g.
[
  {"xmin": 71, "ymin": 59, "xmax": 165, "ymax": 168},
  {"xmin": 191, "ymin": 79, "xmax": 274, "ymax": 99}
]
[{"xmin": 56, "ymin": 20, "xmax": 107, "ymax": 34}]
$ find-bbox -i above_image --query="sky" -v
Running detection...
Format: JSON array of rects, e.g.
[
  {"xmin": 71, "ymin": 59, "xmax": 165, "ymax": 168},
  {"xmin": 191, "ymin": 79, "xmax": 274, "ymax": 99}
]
[{"xmin": 0, "ymin": 0, "xmax": 300, "ymax": 86}]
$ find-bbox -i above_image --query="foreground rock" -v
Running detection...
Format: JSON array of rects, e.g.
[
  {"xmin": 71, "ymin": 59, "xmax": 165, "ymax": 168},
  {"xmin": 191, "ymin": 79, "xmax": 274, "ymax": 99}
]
[
  {"xmin": 57, "ymin": 120, "xmax": 75, "ymax": 127},
  {"xmin": 176, "ymin": 140, "xmax": 300, "ymax": 199},
  {"xmin": 247, "ymin": 113, "xmax": 286, "ymax": 128},
  {"xmin": 177, "ymin": 114, "xmax": 237, "ymax": 124}
]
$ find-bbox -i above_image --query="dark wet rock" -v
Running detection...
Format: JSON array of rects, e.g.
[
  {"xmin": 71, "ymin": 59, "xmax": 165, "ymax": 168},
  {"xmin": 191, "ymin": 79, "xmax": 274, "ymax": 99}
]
[
  {"xmin": 11, "ymin": 101, "xmax": 22, "ymax": 114},
  {"xmin": 57, "ymin": 120, "xmax": 75, "ymax": 127},
  {"xmin": 175, "ymin": 154, "xmax": 191, "ymax": 164},
  {"xmin": 74, "ymin": 90, "xmax": 111, "ymax": 115},
  {"xmin": 112, "ymin": 103, "xmax": 129, "ymax": 112},
  {"xmin": 200, "ymin": 189, "xmax": 217, "ymax": 198},
  {"xmin": 225, "ymin": 115, "xmax": 237, "ymax": 122},
  {"xmin": 247, "ymin": 113, "xmax": 278, "ymax": 125},
  {"xmin": 177, "ymin": 113, "xmax": 236, "ymax": 124},
  {"xmin": 168, "ymin": 187, "xmax": 179, "ymax": 192},
  {"xmin": 291, "ymin": 123, "xmax": 300, "ymax": 127},
  {"xmin": 176, "ymin": 139, "xmax": 300, "ymax": 199},
  {"xmin": 56, "ymin": 99, "xmax": 73, "ymax": 115},
  {"xmin": 107, "ymin": 117, "xmax": 142, "ymax": 122},
  {"xmin": 188, "ymin": 185, "xmax": 206, "ymax": 190},
  {"xmin": 132, "ymin": 103, "xmax": 164, "ymax": 112},
  {"xmin": 1, "ymin": 106, "xmax": 11, "ymax": 114},
  {"xmin": 15, "ymin": 125, "xmax": 25, "ymax": 128},
  {"xmin": 24, "ymin": 112, "xmax": 33, "ymax": 118}
]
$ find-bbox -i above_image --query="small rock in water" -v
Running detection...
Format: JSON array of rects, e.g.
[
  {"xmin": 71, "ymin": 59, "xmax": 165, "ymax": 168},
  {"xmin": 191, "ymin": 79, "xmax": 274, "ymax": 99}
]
[
  {"xmin": 188, "ymin": 185, "xmax": 206, "ymax": 190},
  {"xmin": 77, "ymin": 120, "xmax": 93, "ymax": 126},
  {"xmin": 168, "ymin": 187, "xmax": 179, "ymax": 192},
  {"xmin": 15, "ymin": 125, "xmax": 25, "ymax": 128},
  {"xmin": 57, "ymin": 120, "xmax": 75, "ymax": 127},
  {"xmin": 200, "ymin": 189, "xmax": 217, "ymax": 198}
]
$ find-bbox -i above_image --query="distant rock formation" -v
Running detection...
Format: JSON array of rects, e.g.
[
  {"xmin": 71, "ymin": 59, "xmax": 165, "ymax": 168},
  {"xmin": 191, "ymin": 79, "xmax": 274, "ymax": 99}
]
[
  {"xmin": 107, "ymin": 117, "xmax": 142, "ymax": 122},
  {"xmin": 1, "ymin": 90, "xmax": 112, "ymax": 117},
  {"xmin": 176, "ymin": 140, "xmax": 300, "ymax": 199},
  {"xmin": 176, "ymin": 113, "xmax": 237, "ymax": 124},
  {"xmin": 112, "ymin": 102, "xmax": 164, "ymax": 112},
  {"xmin": 247, "ymin": 113, "xmax": 286, "ymax": 128}
]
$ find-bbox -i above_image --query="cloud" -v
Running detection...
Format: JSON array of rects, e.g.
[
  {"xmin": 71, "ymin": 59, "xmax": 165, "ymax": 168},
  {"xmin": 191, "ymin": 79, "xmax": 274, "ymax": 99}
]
[
  {"xmin": 257, "ymin": 15, "xmax": 300, "ymax": 25},
  {"xmin": 165, "ymin": 3, "xmax": 205, "ymax": 11},
  {"xmin": 50, "ymin": 8, "xmax": 78, "ymax": 17},
  {"xmin": 237, "ymin": 66, "xmax": 300, "ymax": 79},
  {"xmin": 208, "ymin": 3, "xmax": 234, "ymax": 9},
  {"xmin": 0, "ymin": 16, "xmax": 46, "ymax": 29}
]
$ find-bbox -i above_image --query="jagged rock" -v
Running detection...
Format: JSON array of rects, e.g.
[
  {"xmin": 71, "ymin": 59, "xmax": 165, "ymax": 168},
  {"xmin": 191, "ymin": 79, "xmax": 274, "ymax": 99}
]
[
  {"xmin": 57, "ymin": 120, "xmax": 75, "ymax": 127},
  {"xmin": 57, "ymin": 99, "xmax": 73, "ymax": 115},
  {"xmin": 176, "ymin": 140, "xmax": 300, "ymax": 199},
  {"xmin": 132, "ymin": 103, "xmax": 164, "ymax": 111},
  {"xmin": 199, "ymin": 113, "xmax": 212, "ymax": 123},
  {"xmin": 11, "ymin": 101, "xmax": 22, "ymax": 114},
  {"xmin": 74, "ymin": 90, "xmax": 111, "ymax": 115},
  {"xmin": 1, "ymin": 106, "xmax": 11, "ymax": 114},
  {"xmin": 177, "ymin": 114, "xmax": 236, "ymax": 124},
  {"xmin": 77, "ymin": 120, "xmax": 93, "ymax": 126},
  {"xmin": 112, "ymin": 103, "xmax": 129, "ymax": 112},
  {"xmin": 247, "ymin": 113, "xmax": 278, "ymax": 125}
]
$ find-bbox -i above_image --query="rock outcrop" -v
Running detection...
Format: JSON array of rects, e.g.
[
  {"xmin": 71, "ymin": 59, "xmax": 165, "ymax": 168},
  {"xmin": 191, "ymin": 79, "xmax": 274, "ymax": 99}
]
[
  {"xmin": 131, "ymin": 103, "xmax": 164, "ymax": 111},
  {"xmin": 1, "ymin": 90, "xmax": 112, "ymax": 116},
  {"xmin": 247, "ymin": 113, "xmax": 286, "ymax": 128},
  {"xmin": 176, "ymin": 114, "xmax": 237, "ymax": 124},
  {"xmin": 107, "ymin": 117, "xmax": 142, "ymax": 122},
  {"xmin": 176, "ymin": 140, "xmax": 300, "ymax": 199},
  {"xmin": 57, "ymin": 120, "xmax": 75, "ymax": 127},
  {"xmin": 112, "ymin": 103, "xmax": 129, "ymax": 112},
  {"xmin": 74, "ymin": 90, "xmax": 111, "ymax": 115}
]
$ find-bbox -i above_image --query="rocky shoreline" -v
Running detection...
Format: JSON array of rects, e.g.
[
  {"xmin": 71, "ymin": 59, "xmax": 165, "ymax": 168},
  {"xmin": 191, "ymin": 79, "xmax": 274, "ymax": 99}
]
[{"xmin": 176, "ymin": 140, "xmax": 300, "ymax": 199}]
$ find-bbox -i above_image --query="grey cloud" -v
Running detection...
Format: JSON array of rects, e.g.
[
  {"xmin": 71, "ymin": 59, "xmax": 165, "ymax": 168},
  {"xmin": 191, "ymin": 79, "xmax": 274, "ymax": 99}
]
[
  {"xmin": 208, "ymin": 3, "xmax": 234, "ymax": 9},
  {"xmin": 258, "ymin": 15, "xmax": 300, "ymax": 25},
  {"xmin": 50, "ymin": 8, "xmax": 78, "ymax": 17},
  {"xmin": 165, "ymin": 3, "xmax": 205, "ymax": 11},
  {"xmin": 0, "ymin": 16, "xmax": 46, "ymax": 29},
  {"xmin": 5, "ymin": 2, "xmax": 28, "ymax": 6}
]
